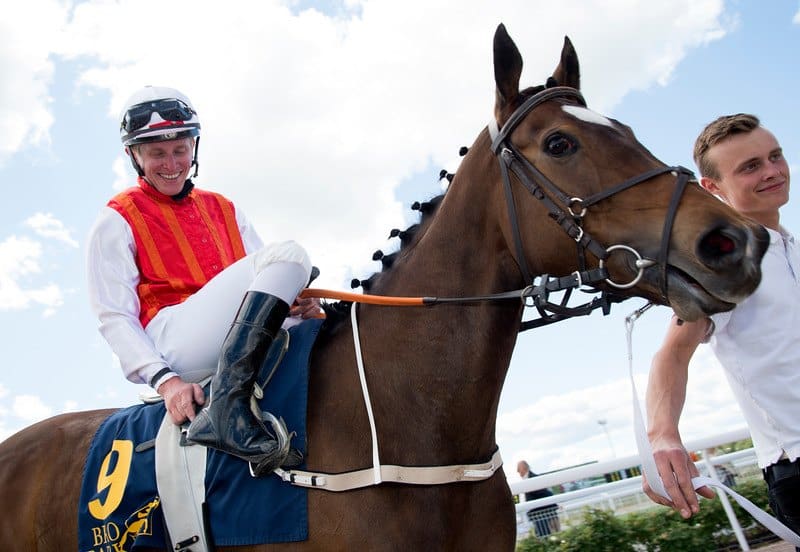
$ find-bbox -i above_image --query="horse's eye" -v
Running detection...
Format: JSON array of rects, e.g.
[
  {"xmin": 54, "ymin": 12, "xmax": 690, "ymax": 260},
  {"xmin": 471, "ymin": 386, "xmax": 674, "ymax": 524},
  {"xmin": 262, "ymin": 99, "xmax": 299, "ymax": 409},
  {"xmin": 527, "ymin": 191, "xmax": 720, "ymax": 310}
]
[{"xmin": 545, "ymin": 133, "xmax": 577, "ymax": 157}]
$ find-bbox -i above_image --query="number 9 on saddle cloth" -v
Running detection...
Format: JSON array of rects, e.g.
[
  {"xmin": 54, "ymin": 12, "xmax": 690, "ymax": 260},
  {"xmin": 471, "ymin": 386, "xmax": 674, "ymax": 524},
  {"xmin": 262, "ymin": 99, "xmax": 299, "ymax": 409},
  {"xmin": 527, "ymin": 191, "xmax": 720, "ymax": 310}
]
[{"xmin": 78, "ymin": 318, "xmax": 323, "ymax": 550}]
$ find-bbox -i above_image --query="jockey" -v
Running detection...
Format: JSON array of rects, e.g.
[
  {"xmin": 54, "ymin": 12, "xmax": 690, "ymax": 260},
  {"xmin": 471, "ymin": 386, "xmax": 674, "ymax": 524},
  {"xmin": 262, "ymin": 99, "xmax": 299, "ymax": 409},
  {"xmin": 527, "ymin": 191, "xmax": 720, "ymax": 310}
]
[{"xmin": 87, "ymin": 85, "xmax": 318, "ymax": 475}]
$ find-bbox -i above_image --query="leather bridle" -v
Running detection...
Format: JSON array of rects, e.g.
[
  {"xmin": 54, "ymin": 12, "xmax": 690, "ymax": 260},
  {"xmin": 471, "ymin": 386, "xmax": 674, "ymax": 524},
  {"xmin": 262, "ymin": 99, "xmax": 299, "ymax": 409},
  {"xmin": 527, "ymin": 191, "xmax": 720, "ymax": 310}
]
[{"xmin": 489, "ymin": 86, "xmax": 695, "ymax": 329}]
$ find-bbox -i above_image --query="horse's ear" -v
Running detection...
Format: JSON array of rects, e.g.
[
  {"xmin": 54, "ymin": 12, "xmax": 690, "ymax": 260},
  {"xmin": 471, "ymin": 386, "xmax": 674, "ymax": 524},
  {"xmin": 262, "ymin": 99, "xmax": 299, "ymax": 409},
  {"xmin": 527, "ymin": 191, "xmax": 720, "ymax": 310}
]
[
  {"xmin": 550, "ymin": 36, "xmax": 580, "ymax": 90},
  {"xmin": 493, "ymin": 23, "xmax": 522, "ymax": 113}
]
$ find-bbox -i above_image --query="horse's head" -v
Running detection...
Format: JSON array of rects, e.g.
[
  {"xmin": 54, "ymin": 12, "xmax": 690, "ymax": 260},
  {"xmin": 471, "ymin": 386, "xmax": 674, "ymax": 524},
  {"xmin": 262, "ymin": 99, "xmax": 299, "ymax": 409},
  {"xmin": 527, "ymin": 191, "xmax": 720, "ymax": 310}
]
[{"xmin": 491, "ymin": 24, "xmax": 769, "ymax": 321}]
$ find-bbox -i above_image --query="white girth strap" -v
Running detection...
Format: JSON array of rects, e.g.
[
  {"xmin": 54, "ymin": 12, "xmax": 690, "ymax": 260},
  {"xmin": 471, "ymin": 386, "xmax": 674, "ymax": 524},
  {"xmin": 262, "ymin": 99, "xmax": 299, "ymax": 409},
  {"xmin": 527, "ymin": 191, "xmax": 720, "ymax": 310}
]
[
  {"xmin": 155, "ymin": 414, "xmax": 210, "ymax": 551},
  {"xmin": 274, "ymin": 303, "xmax": 503, "ymax": 491},
  {"xmin": 626, "ymin": 306, "xmax": 800, "ymax": 547},
  {"xmin": 275, "ymin": 449, "xmax": 503, "ymax": 492}
]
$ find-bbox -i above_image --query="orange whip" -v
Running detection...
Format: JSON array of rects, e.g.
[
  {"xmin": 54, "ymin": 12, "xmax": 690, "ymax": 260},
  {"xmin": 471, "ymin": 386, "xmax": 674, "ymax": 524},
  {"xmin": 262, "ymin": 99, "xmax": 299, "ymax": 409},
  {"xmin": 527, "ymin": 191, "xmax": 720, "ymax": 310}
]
[
  {"xmin": 299, "ymin": 287, "xmax": 531, "ymax": 308},
  {"xmin": 299, "ymin": 288, "xmax": 427, "ymax": 307}
]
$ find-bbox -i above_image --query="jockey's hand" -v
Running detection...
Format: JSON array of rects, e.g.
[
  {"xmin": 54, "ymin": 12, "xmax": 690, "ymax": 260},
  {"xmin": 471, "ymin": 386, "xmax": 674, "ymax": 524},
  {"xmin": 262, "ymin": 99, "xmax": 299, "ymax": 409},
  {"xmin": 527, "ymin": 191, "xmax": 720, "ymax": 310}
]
[
  {"xmin": 290, "ymin": 296, "xmax": 322, "ymax": 319},
  {"xmin": 642, "ymin": 437, "xmax": 715, "ymax": 519},
  {"xmin": 158, "ymin": 376, "xmax": 206, "ymax": 425}
]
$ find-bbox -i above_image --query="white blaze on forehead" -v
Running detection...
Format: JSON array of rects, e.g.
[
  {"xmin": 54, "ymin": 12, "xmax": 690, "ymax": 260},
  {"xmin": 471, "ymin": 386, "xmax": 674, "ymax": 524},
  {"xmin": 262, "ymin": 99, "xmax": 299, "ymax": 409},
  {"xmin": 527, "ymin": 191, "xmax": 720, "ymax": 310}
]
[{"xmin": 562, "ymin": 105, "xmax": 614, "ymax": 128}]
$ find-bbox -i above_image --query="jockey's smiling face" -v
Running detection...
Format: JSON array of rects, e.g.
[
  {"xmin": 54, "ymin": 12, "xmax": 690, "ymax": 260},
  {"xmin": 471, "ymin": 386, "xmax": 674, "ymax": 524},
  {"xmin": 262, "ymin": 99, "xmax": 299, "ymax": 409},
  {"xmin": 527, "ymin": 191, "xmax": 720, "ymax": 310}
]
[{"xmin": 131, "ymin": 137, "xmax": 194, "ymax": 196}]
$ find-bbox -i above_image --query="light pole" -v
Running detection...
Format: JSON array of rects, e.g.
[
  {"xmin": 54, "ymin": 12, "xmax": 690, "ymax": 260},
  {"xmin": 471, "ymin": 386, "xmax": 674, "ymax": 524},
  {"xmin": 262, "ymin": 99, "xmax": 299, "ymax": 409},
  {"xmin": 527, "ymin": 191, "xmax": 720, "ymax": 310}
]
[{"xmin": 597, "ymin": 419, "xmax": 617, "ymax": 458}]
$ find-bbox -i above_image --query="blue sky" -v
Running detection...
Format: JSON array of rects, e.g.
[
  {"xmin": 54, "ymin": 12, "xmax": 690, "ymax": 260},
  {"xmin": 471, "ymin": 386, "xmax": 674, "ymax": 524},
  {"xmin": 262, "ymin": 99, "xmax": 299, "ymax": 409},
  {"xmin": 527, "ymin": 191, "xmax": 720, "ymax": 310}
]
[{"xmin": 1, "ymin": 0, "xmax": 799, "ymax": 481}]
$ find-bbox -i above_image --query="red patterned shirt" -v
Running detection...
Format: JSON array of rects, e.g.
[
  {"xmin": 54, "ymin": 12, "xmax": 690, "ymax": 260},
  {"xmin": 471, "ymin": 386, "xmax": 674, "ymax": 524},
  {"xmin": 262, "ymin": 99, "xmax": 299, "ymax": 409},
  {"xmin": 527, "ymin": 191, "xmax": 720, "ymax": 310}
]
[{"xmin": 108, "ymin": 178, "xmax": 247, "ymax": 327}]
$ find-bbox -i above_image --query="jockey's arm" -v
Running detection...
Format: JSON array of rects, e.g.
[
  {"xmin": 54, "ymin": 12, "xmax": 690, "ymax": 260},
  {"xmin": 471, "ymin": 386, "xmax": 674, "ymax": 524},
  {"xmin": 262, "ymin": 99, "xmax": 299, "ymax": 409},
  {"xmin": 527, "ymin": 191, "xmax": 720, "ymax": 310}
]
[{"xmin": 87, "ymin": 207, "xmax": 173, "ymax": 386}]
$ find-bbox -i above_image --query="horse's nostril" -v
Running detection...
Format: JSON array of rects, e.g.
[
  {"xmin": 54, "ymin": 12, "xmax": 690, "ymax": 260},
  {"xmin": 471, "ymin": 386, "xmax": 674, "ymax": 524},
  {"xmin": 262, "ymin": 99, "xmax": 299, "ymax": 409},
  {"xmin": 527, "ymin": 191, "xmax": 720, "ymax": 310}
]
[
  {"xmin": 698, "ymin": 226, "xmax": 744, "ymax": 267},
  {"xmin": 704, "ymin": 232, "xmax": 736, "ymax": 254}
]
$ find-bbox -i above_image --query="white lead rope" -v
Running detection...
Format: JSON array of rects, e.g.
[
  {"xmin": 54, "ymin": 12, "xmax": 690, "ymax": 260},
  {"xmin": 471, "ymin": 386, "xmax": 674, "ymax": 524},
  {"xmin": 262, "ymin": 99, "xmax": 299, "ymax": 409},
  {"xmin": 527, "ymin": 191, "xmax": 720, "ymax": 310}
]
[{"xmin": 625, "ymin": 304, "xmax": 800, "ymax": 547}]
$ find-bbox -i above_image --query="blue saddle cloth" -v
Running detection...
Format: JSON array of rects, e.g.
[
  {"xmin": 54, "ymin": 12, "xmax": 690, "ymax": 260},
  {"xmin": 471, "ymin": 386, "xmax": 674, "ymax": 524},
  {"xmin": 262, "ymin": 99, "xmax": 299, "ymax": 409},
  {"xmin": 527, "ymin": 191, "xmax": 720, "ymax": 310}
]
[{"xmin": 78, "ymin": 318, "xmax": 322, "ymax": 551}]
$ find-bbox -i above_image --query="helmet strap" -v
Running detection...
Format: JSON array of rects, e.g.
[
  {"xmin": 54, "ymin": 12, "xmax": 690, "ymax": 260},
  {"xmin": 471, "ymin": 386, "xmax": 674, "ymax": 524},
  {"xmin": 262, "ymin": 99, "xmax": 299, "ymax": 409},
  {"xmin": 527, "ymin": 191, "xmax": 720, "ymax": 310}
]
[
  {"xmin": 171, "ymin": 179, "xmax": 195, "ymax": 201},
  {"xmin": 192, "ymin": 136, "xmax": 200, "ymax": 178},
  {"xmin": 128, "ymin": 146, "xmax": 146, "ymax": 177}
]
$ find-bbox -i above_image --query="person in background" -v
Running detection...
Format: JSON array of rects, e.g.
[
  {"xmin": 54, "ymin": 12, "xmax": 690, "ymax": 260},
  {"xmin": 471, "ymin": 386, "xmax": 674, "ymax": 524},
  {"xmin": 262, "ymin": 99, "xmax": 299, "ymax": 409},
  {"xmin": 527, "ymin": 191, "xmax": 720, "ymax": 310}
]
[
  {"xmin": 87, "ymin": 86, "xmax": 319, "ymax": 475},
  {"xmin": 644, "ymin": 114, "xmax": 800, "ymax": 550},
  {"xmin": 705, "ymin": 447, "xmax": 737, "ymax": 488},
  {"xmin": 517, "ymin": 460, "xmax": 561, "ymax": 538}
]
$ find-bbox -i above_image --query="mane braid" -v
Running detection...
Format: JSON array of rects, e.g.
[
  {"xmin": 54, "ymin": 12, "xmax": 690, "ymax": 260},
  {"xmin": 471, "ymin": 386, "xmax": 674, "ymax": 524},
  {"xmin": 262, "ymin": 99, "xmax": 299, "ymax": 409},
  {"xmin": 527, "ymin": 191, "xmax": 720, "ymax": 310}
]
[{"xmin": 317, "ymin": 189, "xmax": 448, "ymax": 335}]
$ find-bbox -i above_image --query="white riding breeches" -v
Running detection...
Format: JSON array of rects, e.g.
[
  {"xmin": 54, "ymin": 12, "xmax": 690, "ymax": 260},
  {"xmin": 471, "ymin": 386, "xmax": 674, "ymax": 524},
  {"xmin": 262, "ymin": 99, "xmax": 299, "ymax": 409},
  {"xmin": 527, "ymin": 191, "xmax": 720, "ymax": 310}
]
[{"xmin": 145, "ymin": 241, "xmax": 312, "ymax": 383}]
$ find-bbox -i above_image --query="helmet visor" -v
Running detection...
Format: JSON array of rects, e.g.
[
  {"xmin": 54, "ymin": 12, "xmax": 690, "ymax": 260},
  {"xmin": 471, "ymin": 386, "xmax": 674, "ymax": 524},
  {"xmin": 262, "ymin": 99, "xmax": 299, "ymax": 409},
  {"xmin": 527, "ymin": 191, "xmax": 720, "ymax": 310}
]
[{"xmin": 122, "ymin": 99, "xmax": 196, "ymax": 133}]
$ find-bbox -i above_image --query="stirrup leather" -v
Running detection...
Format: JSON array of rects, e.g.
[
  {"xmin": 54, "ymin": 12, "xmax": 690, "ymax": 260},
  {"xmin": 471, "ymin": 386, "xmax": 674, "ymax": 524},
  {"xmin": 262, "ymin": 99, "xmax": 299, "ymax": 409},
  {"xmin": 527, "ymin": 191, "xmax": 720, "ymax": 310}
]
[{"xmin": 250, "ymin": 328, "xmax": 290, "ymax": 411}]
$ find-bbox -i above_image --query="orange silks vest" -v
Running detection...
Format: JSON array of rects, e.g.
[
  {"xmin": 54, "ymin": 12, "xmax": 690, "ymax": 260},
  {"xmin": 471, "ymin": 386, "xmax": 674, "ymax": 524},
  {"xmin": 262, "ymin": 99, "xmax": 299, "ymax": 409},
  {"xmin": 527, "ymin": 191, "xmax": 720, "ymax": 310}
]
[{"xmin": 108, "ymin": 178, "xmax": 247, "ymax": 328}]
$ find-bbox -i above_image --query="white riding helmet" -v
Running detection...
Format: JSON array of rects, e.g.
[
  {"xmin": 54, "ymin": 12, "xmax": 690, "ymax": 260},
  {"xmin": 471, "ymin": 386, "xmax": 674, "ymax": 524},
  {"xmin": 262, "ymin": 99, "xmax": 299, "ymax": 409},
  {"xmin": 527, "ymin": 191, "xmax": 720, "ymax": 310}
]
[
  {"xmin": 120, "ymin": 86, "xmax": 202, "ymax": 178},
  {"xmin": 119, "ymin": 85, "xmax": 201, "ymax": 147}
]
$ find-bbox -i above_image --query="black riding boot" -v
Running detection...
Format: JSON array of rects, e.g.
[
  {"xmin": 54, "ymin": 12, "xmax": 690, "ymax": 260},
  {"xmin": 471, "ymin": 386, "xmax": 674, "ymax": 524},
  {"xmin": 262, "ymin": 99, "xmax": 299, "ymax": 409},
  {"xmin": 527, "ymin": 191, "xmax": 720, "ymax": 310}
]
[{"xmin": 186, "ymin": 291, "xmax": 292, "ymax": 474}]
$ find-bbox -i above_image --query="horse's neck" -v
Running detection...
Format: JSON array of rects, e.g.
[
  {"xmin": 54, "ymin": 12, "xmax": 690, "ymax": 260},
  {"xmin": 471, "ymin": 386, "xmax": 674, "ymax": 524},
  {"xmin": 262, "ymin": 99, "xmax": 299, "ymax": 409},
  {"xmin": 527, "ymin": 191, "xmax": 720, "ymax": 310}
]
[
  {"xmin": 345, "ymin": 141, "xmax": 524, "ymax": 461},
  {"xmin": 386, "ymin": 135, "xmax": 524, "ymax": 298}
]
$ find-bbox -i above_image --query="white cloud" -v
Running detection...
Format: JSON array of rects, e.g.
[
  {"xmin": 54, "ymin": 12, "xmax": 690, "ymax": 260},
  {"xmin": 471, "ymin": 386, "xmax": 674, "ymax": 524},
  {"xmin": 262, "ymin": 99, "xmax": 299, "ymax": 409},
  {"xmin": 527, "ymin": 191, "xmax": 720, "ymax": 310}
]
[
  {"xmin": 0, "ymin": 390, "xmax": 55, "ymax": 443},
  {"xmin": 24, "ymin": 212, "xmax": 79, "ymax": 248},
  {"xmin": 0, "ymin": 0, "xmax": 70, "ymax": 165},
  {"xmin": 0, "ymin": 235, "xmax": 64, "ymax": 312},
  {"xmin": 794, "ymin": 6, "xmax": 800, "ymax": 24},
  {"xmin": 5, "ymin": 0, "xmax": 725, "ymax": 290},
  {"xmin": 497, "ymin": 346, "xmax": 744, "ymax": 474},
  {"xmin": 95, "ymin": 386, "xmax": 120, "ymax": 401},
  {"xmin": 12, "ymin": 394, "xmax": 52, "ymax": 423}
]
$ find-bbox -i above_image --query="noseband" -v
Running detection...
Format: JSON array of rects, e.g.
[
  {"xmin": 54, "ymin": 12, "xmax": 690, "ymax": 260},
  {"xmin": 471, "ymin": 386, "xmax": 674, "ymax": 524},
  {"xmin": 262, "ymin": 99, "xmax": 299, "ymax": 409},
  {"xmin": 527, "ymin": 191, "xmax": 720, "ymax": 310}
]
[{"xmin": 489, "ymin": 87, "xmax": 694, "ymax": 328}]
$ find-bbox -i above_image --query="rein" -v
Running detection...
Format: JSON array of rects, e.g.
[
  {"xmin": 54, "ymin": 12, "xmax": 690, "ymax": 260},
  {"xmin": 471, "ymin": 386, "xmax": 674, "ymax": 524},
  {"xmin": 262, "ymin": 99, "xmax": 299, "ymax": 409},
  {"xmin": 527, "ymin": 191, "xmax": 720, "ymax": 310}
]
[
  {"xmin": 301, "ymin": 269, "xmax": 621, "ymax": 331},
  {"xmin": 301, "ymin": 269, "xmax": 603, "ymax": 306}
]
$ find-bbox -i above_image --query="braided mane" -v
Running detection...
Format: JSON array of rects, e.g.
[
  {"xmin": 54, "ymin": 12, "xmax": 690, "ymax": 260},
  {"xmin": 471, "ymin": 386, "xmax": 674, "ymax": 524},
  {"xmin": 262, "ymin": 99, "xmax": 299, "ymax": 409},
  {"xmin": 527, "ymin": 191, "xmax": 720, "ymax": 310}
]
[{"xmin": 318, "ymin": 176, "xmax": 450, "ymax": 333}]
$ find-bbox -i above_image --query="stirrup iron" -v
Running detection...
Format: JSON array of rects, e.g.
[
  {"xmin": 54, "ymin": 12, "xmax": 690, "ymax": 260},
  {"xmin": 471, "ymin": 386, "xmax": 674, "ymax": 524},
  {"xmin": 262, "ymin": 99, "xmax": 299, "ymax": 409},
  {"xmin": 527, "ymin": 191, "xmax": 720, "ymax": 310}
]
[{"xmin": 248, "ymin": 412, "xmax": 292, "ymax": 477}]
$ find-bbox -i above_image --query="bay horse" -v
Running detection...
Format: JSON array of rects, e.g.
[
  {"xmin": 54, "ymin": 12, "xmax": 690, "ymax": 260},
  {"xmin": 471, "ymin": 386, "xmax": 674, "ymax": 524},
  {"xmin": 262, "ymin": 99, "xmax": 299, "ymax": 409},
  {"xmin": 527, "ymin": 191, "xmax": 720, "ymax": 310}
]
[{"xmin": 0, "ymin": 24, "xmax": 768, "ymax": 551}]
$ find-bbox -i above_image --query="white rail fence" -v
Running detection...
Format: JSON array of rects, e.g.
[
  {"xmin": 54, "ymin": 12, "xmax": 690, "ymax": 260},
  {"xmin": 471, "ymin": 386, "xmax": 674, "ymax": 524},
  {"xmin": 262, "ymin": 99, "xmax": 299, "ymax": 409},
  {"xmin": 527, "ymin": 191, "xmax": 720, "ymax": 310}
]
[{"xmin": 508, "ymin": 427, "xmax": 768, "ymax": 549}]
